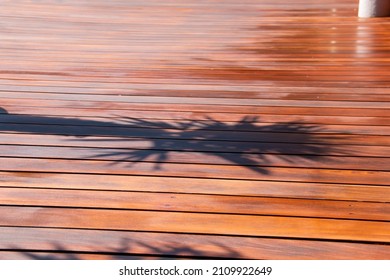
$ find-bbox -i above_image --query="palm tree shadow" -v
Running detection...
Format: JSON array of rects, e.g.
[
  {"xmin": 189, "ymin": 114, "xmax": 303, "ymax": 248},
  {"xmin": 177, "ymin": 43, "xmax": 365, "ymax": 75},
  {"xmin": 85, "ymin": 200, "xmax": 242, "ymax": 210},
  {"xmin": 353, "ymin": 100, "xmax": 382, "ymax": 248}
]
[
  {"xmin": 0, "ymin": 107, "xmax": 347, "ymax": 175},
  {"xmin": 8, "ymin": 239, "xmax": 243, "ymax": 260},
  {"xmin": 80, "ymin": 115, "xmax": 347, "ymax": 174}
]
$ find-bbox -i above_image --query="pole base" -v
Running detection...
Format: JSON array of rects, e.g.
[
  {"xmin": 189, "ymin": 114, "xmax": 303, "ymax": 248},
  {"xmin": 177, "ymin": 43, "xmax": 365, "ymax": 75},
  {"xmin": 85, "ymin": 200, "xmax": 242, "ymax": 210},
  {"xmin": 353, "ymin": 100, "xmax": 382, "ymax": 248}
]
[{"xmin": 358, "ymin": 0, "xmax": 390, "ymax": 17}]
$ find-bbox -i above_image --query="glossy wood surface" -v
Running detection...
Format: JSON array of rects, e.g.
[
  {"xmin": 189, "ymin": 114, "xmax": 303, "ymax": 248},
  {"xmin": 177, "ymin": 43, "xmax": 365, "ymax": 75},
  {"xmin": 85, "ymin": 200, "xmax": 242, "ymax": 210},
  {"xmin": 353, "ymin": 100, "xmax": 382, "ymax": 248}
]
[{"xmin": 0, "ymin": 0, "xmax": 389, "ymax": 259}]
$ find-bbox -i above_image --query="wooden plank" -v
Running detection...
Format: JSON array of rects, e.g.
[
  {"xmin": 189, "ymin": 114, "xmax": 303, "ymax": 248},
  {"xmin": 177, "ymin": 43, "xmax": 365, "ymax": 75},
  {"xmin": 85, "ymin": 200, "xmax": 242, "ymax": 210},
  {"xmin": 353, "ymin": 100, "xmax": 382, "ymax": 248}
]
[
  {"xmin": 2, "ymin": 98, "xmax": 389, "ymax": 117},
  {"xmin": 1, "ymin": 187, "xmax": 388, "ymax": 221},
  {"xmin": 2, "ymin": 82, "xmax": 390, "ymax": 95},
  {"xmin": 1, "ymin": 123, "xmax": 389, "ymax": 148},
  {"xmin": 1, "ymin": 114, "xmax": 389, "ymax": 135},
  {"xmin": 2, "ymin": 105, "xmax": 390, "ymax": 126},
  {"xmin": 1, "ymin": 124, "xmax": 389, "ymax": 148},
  {"xmin": 1, "ymin": 172, "xmax": 389, "ymax": 202},
  {"xmin": 1, "ymin": 145, "xmax": 389, "ymax": 171},
  {"xmin": 2, "ymin": 158, "xmax": 389, "ymax": 185},
  {"xmin": 1, "ymin": 86, "xmax": 390, "ymax": 102},
  {"xmin": 0, "ymin": 252, "xmax": 158, "ymax": 260},
  {"xmin": 1, "ymin": 134, "xmax": 389, "ymax": 155},
  {"xmin": 1, "ymin": 206, "xmax": 389, "ymax": 242},
  {"xmin": 1, "ymin": 92, "xmax": 389, "ymax": 108},
  {"xmin": 0, "ymin": 227, "xmax": 389, "ymax": 260}
]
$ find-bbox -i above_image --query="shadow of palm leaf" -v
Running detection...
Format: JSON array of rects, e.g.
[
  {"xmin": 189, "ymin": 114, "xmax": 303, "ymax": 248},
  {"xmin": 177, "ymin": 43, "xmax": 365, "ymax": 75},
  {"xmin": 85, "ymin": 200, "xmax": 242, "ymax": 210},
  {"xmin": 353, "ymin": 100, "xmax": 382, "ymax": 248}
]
[
  {"xmin": 8, "ymin": 239, "xmax": 242, "ymax": 260},
  {"xmin": 78, "ymin": 115, "xmax": 345, "ymax": 174},
  {"xmin": 0, "ymin": 107, "xmax": 347, "ymax": 175}
]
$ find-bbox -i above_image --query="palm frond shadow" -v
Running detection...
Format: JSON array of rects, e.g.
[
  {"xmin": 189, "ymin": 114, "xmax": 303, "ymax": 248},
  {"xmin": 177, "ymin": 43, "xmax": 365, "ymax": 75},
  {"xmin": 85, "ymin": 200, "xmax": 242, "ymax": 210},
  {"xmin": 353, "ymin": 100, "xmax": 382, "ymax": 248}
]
[
  {"xmin": 76, "ymin": 115, "xmax": 349, "ymax": 175},
  {"xmin": 0, "ymin": 107, "xmax": 348, "ymax": 174},
  {"xmin": 9, "ymin": 239, "xmax": 242, "ymax": 260}
]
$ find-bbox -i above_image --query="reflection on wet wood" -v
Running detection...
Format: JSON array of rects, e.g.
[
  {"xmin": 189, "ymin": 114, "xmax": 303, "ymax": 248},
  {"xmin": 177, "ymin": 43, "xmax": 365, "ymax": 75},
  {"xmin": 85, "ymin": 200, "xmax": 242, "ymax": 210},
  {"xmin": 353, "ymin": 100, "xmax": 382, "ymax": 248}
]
[{"xmin": 0, "ymin": 0, "xmax": 389, "ymax": 259}]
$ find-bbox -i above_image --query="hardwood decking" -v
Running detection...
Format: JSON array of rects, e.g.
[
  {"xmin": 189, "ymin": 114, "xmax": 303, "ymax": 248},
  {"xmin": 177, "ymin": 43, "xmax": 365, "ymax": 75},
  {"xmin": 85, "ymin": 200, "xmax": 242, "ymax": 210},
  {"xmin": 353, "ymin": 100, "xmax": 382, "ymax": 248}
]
[{"xmin": 0, "ymin": 0, "xmax": 389, "ymax": 259}]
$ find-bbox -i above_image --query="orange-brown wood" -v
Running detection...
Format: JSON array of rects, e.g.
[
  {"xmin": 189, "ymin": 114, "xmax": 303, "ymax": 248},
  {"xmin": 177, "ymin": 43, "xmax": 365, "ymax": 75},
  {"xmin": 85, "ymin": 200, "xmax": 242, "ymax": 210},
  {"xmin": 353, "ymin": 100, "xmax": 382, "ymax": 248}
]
[
  {"xmin": 0, "ymin": 227, "xmax": 389, "ymax": 260},
  {"xmin": 2, "ymin": 171, "xmax": 390, "ymax": 202},
  {"xmin": 1, "ymin": 188, "xmax": 389, "ymax": 221},
  {"xmin": 1, "ymin": 206, "xmax": 389, "ymax": 242},
  {"xmin": 0, "ymin": 0, "xmax": 389, "ymax": 259}
]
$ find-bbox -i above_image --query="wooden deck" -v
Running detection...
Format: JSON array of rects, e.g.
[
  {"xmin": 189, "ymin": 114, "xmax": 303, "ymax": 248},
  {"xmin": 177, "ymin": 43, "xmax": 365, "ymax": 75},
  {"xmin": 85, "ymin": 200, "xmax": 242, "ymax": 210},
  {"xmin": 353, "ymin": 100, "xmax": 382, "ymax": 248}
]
[{"xmin": 0, "ymin": 0, "xmax": 389, "ymax": 259}]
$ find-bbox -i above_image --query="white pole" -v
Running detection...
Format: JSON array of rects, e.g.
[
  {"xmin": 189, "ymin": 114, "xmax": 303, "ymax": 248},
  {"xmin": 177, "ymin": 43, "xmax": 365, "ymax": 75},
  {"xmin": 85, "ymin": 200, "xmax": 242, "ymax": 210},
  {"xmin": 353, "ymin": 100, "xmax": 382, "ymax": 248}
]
[{"xmin": 358, "ymin": 0, "xmax": 390, "ymax": 17}]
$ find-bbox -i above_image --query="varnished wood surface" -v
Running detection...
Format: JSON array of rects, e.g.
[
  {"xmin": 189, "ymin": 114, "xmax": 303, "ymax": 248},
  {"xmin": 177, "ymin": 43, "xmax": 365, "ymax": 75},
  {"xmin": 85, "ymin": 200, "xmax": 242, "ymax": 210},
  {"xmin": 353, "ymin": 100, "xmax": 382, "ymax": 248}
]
[{"xmin": 0, "ymin": 0, "xmax": 389, "ymax": 259}]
